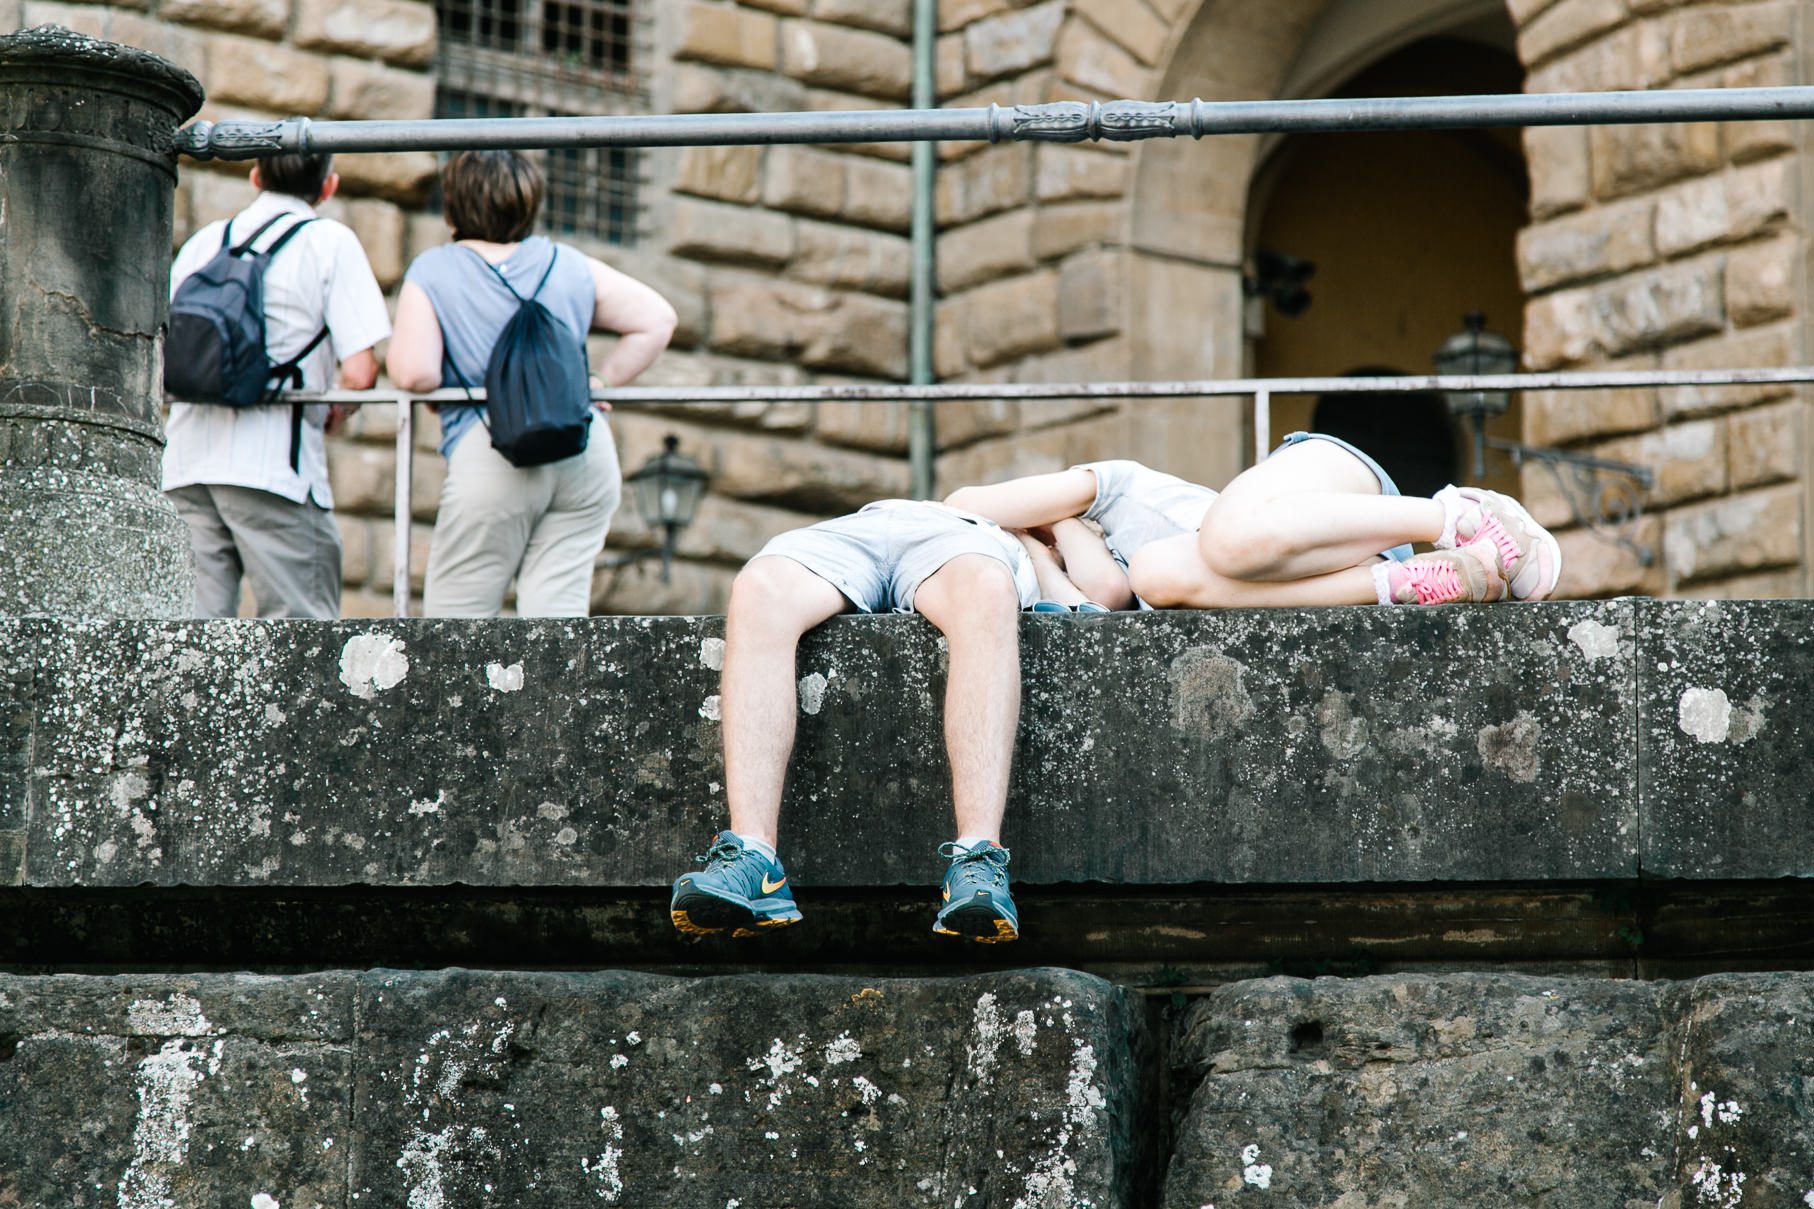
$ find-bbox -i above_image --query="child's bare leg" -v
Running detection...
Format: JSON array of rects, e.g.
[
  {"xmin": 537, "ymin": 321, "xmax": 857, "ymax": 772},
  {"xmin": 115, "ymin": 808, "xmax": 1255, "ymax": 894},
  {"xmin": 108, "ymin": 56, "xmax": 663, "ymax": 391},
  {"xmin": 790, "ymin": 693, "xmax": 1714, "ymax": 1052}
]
[
  {"xmin": 1198, "ymin": 439, "xmax": 1443, "ymax": 581},
  {"xmin": 1131, "ymin": 534, "xmax": 1384, "ymax": 608}
]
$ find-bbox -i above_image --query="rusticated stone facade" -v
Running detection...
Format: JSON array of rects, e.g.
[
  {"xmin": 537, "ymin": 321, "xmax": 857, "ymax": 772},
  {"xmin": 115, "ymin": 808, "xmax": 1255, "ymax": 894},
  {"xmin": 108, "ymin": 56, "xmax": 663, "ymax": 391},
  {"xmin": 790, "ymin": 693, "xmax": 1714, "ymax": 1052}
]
[
  {"xmin": 3, "ymin": 0, "xmax": 1811, "ymax": 612},
  {"xmin": 1514, "ymin": 0, "xmax": 1810, "ymax": 601}
]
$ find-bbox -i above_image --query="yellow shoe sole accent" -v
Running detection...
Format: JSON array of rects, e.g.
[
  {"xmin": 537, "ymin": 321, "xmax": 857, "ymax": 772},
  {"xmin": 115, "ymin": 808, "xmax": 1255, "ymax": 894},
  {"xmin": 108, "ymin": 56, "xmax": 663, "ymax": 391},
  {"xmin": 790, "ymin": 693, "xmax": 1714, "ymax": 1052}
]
[
  {"xmin": 933, "ymin": 916, "xmax": 1019, "ymax": 943},
  {"xmin": 672, "ymin": 909, "xmax": 801, "ymax": 938}
]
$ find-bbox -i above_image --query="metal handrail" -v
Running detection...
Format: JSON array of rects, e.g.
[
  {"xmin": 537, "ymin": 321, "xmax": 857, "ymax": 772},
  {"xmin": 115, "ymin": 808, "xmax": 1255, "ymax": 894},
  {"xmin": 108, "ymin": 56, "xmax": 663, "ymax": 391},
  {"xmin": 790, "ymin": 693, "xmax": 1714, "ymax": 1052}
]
[
  {"xmin": 183, "ymin": 86, "xmax": 1814, "ymax": 159},
  {"xmin": 294, "ymin": 365, "xmax": 1814, "ymax": 616}
]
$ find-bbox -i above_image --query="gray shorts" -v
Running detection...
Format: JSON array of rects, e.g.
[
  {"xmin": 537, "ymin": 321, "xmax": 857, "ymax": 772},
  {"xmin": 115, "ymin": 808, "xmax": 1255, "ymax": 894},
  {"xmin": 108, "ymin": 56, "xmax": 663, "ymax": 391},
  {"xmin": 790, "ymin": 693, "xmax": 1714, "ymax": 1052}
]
[{"xmin": 752, "ymin": 500, "xmax": 1038, "ymax": 613}]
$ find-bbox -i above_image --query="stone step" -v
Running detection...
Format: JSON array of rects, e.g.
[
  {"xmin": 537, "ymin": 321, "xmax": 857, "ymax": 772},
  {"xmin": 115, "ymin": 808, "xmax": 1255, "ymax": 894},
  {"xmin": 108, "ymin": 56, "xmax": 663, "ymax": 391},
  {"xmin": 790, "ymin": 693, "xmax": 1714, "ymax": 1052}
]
[
  {"xmin": 0, "ymin": 599, "xmax": 1800, "ymax": 895},
  {"xmin": 6, "ymin": 968, "xmax": 1811, "ymax": 1208}
]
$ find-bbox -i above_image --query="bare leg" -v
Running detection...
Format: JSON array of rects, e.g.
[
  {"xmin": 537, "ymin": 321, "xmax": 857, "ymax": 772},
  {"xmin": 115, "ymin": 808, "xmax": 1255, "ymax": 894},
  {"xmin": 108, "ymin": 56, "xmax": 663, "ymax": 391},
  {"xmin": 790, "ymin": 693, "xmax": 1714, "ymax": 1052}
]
[
  {"xmin": 1131, "ymin": 534, "xmax": 1384, "ymax": 608},
  {"xmin": 909, "ymin": 554, "xmax": 1022, "ymax": 843},
  {"xmin": 1199, "ymin": 439, "xmax": 1444, "ymax": 581},
  {"xmin": 720, "ymin": 556, "xmax": 851, "ymax": 847}
]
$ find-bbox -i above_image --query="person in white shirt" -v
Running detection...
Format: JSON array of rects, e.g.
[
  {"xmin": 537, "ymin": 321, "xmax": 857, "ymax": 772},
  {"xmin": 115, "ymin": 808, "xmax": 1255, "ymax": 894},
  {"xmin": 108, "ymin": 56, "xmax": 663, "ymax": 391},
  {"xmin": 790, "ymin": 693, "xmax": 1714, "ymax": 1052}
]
[{"xmin": 163, "ymin": 152, "xmax": 392, "ymax": 619}]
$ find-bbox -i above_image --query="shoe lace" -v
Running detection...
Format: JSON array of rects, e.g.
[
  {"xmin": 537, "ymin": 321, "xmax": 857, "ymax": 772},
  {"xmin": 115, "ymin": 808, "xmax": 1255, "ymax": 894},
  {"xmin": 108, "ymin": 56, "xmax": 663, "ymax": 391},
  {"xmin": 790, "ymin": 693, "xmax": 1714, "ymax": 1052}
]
[
  {"xmin": 1472, "ymin": 513, "xmax": 1524, "ymax": 575},
  {"xmin": 939, "ymin": 842, "xmax": 1010, "ymax": 888},
  {"xmin": 695, "ymin": 837, "xmax": 750, "ymax": 869},
  {"xmin": 1404, "ymin": 561, "xmax": 1464, "ymax": 605}
]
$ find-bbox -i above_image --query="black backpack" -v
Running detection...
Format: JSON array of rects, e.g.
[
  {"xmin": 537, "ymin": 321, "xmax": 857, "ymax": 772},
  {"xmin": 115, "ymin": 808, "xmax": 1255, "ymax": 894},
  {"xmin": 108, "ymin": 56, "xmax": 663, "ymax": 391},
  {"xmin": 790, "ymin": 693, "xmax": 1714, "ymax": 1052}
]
[
  {"xmin": 446, "ymin": 246, "xmax": 592, "ymax": 468},
  {"xmin": 164, "ymin": 213, "xmax": 328, "ymax": 471}
]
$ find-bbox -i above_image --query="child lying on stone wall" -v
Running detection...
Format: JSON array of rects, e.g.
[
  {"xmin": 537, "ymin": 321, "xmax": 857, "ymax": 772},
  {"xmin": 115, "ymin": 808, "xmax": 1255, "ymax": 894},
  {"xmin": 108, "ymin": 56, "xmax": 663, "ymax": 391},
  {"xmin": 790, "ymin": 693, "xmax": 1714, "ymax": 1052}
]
[{"xmin": 942, "ymin": 431, "xmax": 1563, "ymax": 609}]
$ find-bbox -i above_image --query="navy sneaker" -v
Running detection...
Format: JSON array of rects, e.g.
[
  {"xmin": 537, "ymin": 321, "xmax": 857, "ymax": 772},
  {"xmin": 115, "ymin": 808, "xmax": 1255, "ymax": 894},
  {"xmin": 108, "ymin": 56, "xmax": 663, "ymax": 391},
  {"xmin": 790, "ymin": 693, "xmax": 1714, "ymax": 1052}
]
[
  {"xmin": 933, "ymin": 841, "xmax": 1019, "ymax": 943},
  {"xmin": 670, "ymin": 831, "xmax": 803, "ymax": 938}
]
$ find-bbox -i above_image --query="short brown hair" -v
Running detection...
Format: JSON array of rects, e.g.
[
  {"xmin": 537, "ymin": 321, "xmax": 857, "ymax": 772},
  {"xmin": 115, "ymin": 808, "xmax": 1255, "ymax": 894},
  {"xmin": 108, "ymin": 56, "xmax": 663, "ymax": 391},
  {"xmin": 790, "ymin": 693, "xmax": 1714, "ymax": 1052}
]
[
  {"xmin": 441, "ymin": 150, "xmax": 543, "ymax": 243},
  {"xmin": 258, "ymin": 152, "xmax": 334, "ymax": 202}
]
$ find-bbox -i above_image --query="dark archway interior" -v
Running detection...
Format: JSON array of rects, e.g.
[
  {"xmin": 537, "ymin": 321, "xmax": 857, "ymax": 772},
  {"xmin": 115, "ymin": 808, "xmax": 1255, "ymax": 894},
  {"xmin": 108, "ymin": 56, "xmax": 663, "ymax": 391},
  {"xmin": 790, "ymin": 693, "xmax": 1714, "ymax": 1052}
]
[{"xmin": 1251, "ymin": 35, "xmax": 1528, "ymax": 496}]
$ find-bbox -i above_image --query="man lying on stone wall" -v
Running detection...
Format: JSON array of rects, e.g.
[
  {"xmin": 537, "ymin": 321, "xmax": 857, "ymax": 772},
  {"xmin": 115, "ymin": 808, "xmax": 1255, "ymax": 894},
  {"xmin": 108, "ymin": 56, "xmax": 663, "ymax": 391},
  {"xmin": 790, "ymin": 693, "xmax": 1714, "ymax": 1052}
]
[
  {"xmin": 668, "ymin": 433, "xmax": 1562, "ymax": 946},
  {"xmin": 669, "ymin": 497, "xmax": 1038, "ymax": 944}
]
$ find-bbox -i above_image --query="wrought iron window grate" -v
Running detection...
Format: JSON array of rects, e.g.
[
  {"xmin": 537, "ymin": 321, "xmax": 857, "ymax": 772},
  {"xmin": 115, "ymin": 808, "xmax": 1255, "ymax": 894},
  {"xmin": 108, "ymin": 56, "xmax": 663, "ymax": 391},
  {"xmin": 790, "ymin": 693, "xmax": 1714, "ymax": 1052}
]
[{"xmin": 433, "ymin": 0, "xmax": 644, "ymax": 246}]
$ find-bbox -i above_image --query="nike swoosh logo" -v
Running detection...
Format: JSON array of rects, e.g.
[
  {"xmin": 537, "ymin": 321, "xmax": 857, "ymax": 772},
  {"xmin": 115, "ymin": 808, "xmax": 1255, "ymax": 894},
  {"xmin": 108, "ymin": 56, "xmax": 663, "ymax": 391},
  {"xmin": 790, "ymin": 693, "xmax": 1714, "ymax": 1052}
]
[{"xmin": 761, "ymin": 874, "xmax": 788, "ymax": 894}]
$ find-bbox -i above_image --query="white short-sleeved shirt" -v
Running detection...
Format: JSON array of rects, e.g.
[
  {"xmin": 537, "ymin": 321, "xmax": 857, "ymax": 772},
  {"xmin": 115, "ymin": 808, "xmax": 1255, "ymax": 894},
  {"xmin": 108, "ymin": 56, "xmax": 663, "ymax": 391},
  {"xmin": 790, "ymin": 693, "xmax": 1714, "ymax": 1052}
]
[
  {"xmin": 1073, "ymin": 460, "xmax": 1218, "ymax": 609},
  {"xmin": 162, "ymin": 191, "xmax": 392, "ymax": 507}
]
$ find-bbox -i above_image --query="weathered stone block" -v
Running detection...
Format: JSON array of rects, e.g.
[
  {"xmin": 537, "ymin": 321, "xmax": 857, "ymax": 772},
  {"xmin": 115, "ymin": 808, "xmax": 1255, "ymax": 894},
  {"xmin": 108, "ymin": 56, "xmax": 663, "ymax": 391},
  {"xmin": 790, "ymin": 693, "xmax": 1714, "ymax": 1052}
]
[
  {"xmin": 333, "ymin": 149, "xmax": 437, "ymax": 203},
  {"xmin": 1591, "ymin": 417, "xmax": 1728, "ymax": 509},
  {"xmin": 0, "ymin": 974, "xmax": 357, "ymax": 1209},
  {"xmin": 937, "ymin": 29, "xmax": 967, "ymax": 96},
  {"xmin": 671, "ymin": 62, "xmax": 807, "ymax": 114},
  {"xmin": 1036, "ymin": 144, "xmax": 1130, "ymax": 201},
  {"xmin": 161, "ymin": 0, "xmax": 288, "ymax": 38},
  {"xmin": 1719, "ymin": 53, "xmax": 1796, "ymax": 163},
  {"xmin": 326, "ymin": 54, "xmax": 434, "ymax": 121},
  {"xmin": 799, "ymin": 290, "xmax": 910, "ymax": 377},
  {"xmin": 1073, "ymin": 0, "xmax": 1168, "ymax": 66},
  {"xmin": 781, "ymin": 18, "xmax": 911, "ymax": 100},
  {"xmin": 790, "ymin": 219, "xmax": 910, "ymax": 298},
  {"xmin": 737, "ymin": 0, "xmax": 804, "ymax": 14},
  {"xmin": 815, "ymin": 399, "xmax": 912, "ymax": 453},
  {"xmin": 1516, "ymin": 193, "xmax": 1655, "ymax": 293},
  {"xmin": 0, "ymin": 970, "xmax": 1143, "ymax": 1209},
  {"xmin": 1517, "ymin": 0, "xmax": 1628, "ymax": 68},
  {"xmin": 959, "ymin": 270, "xmax": 1062, "ymax": 367},
  {"xmin": 963, "ymin": 0, "xmax": 1063, "ymax": 83},
  {"xmin": 1642, "ymin": 601, "xmax": 1814, "ymax": 876},
  {"xmin": 338, "ymin": 512, "xmax": 373, "ymax": 585},
  {"xmin": 1522, "ymin": 384, "xmax": 1659, "ymax": 446},
  {"xmin": 1523, "ymin": 125, "xmax": 1590, "ymax": 219},
  {"xmin": 675, "ymin": 1, "xmax": 778, "ymax": 71},
  {"xmin": 1725, "ymin": 397, "xmax": 1801, "ymax": 489},
  {"xmin": 939, "ymin": 0, "xmax": 1010, "ymax": 33},
  {"xmin": 939, "ymin": 209, "xmax": 1036, "ymax": 293},
  {"xmin": 1662, "ymin": 483, "xmax": 1802, "ymax": 584},
  {"xmin": 841, "ymin": 155, "xmax": 913, "ymax": 231},
  {"xmin": 1677, "ymin": 565, "xmax": 1804, "ymax": 599},
  {"xmin": 1669, "ymin": 0, "xmax": 1791, "ymax": 75},
  {"xmin": 1590, "ymin": 256, "xmax": 1726, "ymax": 358},
  {"xmin": 1055, "ymin": 13, "xmax": 1149, "ymax": 98},
  {"xmin": 1032, "ymin": 200, "xmax": 1120, "ymax": 261},
  {"xmin": 1166, "ymin": 974, "xmax": 1673, "ymax": 1208},
  {"xmin": 368, "ymin": 518, "xmax": 433, "ymax": 590},
  {"xmin": 2, "ymin": 602, "xmax": 1638, "ymax": 890},
  {"xmin": 1724, "ymin": 232, "xmax": 1796, "ymax": 327},
  {"xmin": 1653, "ymin": 158, "xmax": 1789, "ymax": 259},
  {"xmin": 1527, "ymin": 17, "xmax": 1669, "ymax": 94},
  {"xmin": 763, "ymin": 144, "xmax": 848, "ymax": 219},
  {"xmin": 593, "ymin": 555, "xmax": 738, "ymax": 616},
  {"xmin": 614, "ymin": 411, "xmax": 908, "ymax": 514},
  {"xmin": 205, "ymin": 29, "xmax": 331, "ymax": 112},
  {"xmin": 293, "ymin": 0, "xmax": 434, "ymax": 66},
  {"xmin": 668, "ymin": 197, "xmax": 795, "ymax": 267},
  {"xmin": 17, "ymin": 3, "xmax": 204, "ymax": 64},
  {"xmin": 1557, "ymin": 514, "xmax": 1666, "ymax": 598},
  {"xmin": 1058, "ymin": 247, "xmax": 1124, "ymax": 342},
  {"xmin": 1659, "ymin": 321, "xmax": 1796, "ymax": 417},
  {"xmin": 812, "ymin": 0, "xmax": 909, "ymax": 36},
  {"xmin": 937, "ymin": 143, "xmax": 1034, "ymax": 224},
  {"xmin": 1590, "ymin": 122, "xmax": 1722, "ymax": 201},
  {"xmin": 674, "ymin": 143, "xmax": 765, "ymax": 205}
]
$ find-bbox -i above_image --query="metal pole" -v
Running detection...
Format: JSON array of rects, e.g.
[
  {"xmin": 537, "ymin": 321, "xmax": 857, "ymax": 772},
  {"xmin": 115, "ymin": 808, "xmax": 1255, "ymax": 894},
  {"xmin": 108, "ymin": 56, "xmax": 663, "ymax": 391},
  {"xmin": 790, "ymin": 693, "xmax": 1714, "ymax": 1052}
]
[
  {"xmin": 907, "ymin": 0, "xmax": 937, "ymax": 501},
  {"xmin": 178, "ymin": 86, "xmax": 1814, "ymax": 160},
  {"xmin": 393, "ymin": 398, "xmax": 413, "ymax": 617},
  {"xmin": 1253, "ymin": 389, "xmax": 1270, "ymax": 468}
]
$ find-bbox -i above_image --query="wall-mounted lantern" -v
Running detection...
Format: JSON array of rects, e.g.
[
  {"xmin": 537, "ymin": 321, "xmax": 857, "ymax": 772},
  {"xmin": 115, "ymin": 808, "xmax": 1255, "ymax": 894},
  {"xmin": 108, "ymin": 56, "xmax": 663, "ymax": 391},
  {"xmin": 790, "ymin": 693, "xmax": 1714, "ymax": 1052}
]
[{"xmin": 623, "ymin": 434, "xmax": 709, "ymax": 583}]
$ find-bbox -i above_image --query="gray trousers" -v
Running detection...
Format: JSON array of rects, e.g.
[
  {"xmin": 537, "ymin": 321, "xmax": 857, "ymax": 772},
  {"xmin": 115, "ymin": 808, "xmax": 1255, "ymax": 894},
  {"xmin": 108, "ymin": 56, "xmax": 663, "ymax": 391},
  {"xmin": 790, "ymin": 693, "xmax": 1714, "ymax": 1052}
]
[{"xmin": 168, "ymin": 483, "xmax": 343, "ymax": 619}]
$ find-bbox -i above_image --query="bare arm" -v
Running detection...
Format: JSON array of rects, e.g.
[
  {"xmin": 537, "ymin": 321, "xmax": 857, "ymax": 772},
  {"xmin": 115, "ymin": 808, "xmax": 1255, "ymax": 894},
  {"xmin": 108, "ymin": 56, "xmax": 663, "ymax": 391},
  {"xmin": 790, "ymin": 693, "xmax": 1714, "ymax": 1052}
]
[
  {"xmin": 589, "ymin": 257, "xmax": 678, "ymax": 388},
  {"xmin": 385, "ymin": 281, "xmax": 444, "ymax": 393},
  {"xmin": 1013, "ymin": 532, "xmax": 1090, "ymax": 607},
  {"xmin": 1052, "ymin": 518, "xmax": 1134, "ymax": 609},
  {"xmin": 943, "ymin": 468, "xmax": 1100, "ymax": 529},
  {"xmin": 337, "ymin": 348, "xmax": 379, "ymax": 391}
]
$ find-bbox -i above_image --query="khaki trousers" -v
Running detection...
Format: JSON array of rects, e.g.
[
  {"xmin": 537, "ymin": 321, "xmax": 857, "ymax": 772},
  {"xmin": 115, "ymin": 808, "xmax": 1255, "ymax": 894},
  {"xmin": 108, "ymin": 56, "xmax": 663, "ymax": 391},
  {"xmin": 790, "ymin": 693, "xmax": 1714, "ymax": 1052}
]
[
  {"xmin": 168, "ymin": 483, "xmax": 343, "ymax": 619},
  {"xmin": 423, "ymin": 416, "xmax": 622, "ymax": 617}
]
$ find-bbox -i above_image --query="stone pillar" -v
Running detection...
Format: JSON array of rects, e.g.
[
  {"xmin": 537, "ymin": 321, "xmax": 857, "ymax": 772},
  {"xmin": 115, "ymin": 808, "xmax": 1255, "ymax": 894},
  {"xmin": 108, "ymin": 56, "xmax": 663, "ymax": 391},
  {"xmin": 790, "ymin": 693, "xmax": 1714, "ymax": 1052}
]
[{"xmin": 0, "ymin": 27, "xmax": 202, "ymax": 616}]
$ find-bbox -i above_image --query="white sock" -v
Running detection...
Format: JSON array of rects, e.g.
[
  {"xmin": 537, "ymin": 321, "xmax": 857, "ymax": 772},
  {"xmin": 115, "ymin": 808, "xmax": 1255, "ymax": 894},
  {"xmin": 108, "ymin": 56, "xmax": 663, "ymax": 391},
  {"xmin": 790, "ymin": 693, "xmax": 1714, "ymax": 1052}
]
[
  {"xmin": 952, "ymin": 834, "xmax": 994, "ymax": 852},
  {"xmin": 1371, "ymin": 562, "xmax": 1398, "ymax": 606},
  {"xmin": 1433, "ymin": 485, "xmax": 1466, "ymax": 549},
  {"xmin": 732, "ymin": 832, "xmax": 778, "ymax": 863}
]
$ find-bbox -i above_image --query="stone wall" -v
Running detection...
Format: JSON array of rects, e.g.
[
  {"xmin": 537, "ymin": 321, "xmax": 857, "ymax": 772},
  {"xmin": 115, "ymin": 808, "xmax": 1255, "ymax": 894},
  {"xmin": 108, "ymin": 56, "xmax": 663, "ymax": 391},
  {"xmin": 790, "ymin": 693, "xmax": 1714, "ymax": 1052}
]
[{"xmin": 1514, "ymin": 0, "xmax": 1812, "ymax": 601}]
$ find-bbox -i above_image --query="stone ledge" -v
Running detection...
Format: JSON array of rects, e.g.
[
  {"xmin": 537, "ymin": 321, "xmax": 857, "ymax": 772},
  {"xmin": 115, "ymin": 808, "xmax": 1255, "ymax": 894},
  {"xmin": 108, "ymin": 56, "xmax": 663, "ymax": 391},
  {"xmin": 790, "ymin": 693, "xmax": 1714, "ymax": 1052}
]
[
  {"xmin": 0, "ymin": 601, "xmax": 1806, "ymax": 891},
  {"xmin": 0, "ymin": 967, "xmax": 1144, "ymax": 1209},
  {"xmin": 0, "ymin": 604, "xmax": 1647, "ymax": 890}
]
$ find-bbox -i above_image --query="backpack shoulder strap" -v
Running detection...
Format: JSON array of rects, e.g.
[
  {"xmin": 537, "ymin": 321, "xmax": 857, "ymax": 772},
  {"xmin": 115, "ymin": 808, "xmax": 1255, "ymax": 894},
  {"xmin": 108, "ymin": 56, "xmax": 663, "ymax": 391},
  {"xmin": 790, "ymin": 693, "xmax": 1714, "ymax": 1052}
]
[
  {"xmin": 525, "ymin": 245, "xmax": 559, "ymax": 302},
  {"xmin": 255, "ymin": 216, "xmax": 319, "ymax": 260},
  {"xmin": 228, "ymin": 213, "xmax": 291, "ymax": 257}
]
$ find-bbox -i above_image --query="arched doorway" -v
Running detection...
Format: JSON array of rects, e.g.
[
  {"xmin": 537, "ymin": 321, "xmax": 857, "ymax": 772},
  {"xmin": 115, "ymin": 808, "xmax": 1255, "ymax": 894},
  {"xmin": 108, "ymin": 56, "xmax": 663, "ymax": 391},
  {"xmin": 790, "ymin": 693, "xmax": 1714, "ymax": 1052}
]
[{"xmin": 1247, "ymin": 29, "xmax": 1529, "ymax": 496}]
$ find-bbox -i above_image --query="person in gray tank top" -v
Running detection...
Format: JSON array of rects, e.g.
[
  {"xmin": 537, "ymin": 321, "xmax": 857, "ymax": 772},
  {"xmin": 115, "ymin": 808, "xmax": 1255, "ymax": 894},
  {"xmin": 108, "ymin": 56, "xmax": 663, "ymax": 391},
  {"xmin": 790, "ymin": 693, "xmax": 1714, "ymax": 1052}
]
[
  {"xmin": 387, "ymin": 150, "xmax": 678, "ymax": 617},
  {"xmin": 945, "ymin": 434, "xmax": 1562, "ymax": 609}
]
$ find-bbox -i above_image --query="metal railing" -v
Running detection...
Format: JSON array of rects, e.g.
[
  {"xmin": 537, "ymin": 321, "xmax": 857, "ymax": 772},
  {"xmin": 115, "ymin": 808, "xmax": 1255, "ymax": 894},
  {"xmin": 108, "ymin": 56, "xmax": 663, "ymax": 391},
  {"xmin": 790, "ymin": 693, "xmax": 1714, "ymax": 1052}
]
[{"xmin": 290, "ymin": 364, "xmax": 1814, "ymax": 616}]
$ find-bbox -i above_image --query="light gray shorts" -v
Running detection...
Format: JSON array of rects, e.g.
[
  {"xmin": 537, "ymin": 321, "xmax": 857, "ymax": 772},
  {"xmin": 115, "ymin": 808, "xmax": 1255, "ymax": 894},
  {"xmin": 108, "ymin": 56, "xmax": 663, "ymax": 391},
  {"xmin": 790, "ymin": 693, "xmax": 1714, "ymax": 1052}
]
[{"xmin": 752, "ymin": 499, "xmax": 1039, "ymax": 613}]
